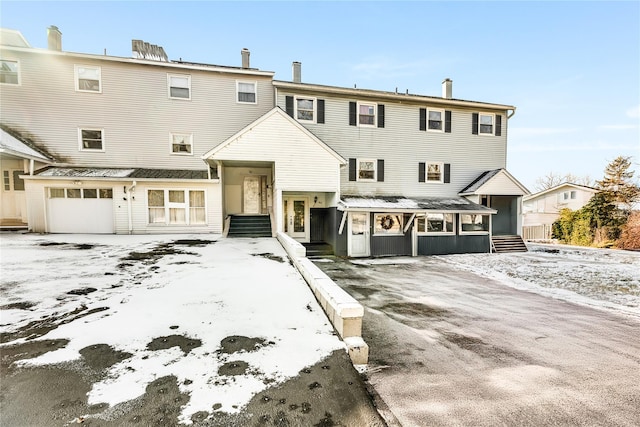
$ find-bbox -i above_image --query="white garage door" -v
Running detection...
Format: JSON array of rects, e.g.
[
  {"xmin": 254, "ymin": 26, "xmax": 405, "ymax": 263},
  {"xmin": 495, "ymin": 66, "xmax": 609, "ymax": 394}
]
[{"xmin": 47, "ymin": 187, "xmax": 114, "ymax": 233}]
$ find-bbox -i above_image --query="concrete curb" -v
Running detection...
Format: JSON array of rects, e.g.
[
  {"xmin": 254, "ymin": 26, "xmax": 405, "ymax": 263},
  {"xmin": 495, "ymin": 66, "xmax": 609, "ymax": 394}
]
[{"xmin": 277, "ymin": 232, "xmax": 369, "ymax": 365}]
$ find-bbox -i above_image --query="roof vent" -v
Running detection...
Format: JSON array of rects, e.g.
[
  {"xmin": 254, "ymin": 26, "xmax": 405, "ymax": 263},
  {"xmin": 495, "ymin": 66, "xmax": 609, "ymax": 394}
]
[{"xmin": 132, "ymin": 40, "xmax": 168, "ymax": 62}]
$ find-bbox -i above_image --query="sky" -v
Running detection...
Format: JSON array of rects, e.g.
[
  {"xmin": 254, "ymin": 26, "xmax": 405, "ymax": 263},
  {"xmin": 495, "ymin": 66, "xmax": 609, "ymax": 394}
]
[{"xmin": 1, "ymin": 1, "xmax": 639, "ymax": 191}]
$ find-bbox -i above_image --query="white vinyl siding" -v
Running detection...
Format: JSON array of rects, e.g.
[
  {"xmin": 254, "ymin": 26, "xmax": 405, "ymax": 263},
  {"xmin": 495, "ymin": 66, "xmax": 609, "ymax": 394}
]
[
  {"xmin": 0, "ymin": 50, "xmax": 273, "ymax": 169},
  {"xmin": 277, "ymin": 91, "xmax": 507, "ymax": 198}
]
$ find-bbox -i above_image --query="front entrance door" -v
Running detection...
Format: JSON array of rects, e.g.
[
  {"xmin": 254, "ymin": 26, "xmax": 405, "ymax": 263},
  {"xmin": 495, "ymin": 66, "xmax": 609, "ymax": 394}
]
[
  {"xmin": 349, "ymin": 212, "xmax": 370, "ymax": 257},
  {"xmin": 243, "ymin": 176, "xmax": 261, "ymax": 214},
  {"xmin": 283, "ymin": 197, "xmax": 308, "ymax": 241}
]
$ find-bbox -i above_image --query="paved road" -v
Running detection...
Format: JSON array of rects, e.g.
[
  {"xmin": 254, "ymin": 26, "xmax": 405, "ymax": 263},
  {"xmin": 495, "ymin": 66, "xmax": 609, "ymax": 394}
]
[{"xmin": 315, "ymin": 256, "xmax": 640, "ymax": 427}]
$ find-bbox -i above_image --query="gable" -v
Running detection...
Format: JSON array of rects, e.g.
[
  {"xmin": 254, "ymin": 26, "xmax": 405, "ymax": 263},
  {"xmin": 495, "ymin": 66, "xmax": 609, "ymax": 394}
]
[
  {"xmin": 460, "ymin": 169, "xmax": 530, "ymax": 196},
  {"xmin": 524, "ymin": 183, "xmax": 598, "ymax": 202}
]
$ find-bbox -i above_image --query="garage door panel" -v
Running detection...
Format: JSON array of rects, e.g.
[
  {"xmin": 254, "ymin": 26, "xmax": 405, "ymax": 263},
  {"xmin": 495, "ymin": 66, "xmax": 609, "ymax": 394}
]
[{"xmin": 48, "ymin": 198, "xmax": 114, "ymax": 234}]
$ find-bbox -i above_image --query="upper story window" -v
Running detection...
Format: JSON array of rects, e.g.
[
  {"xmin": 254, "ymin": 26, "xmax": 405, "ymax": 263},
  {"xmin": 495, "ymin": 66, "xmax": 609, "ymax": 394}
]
[
  {"xmin": 295, "ymin": 97, "xmax": 315, "ymax": 122},
  {"xmin": 416, "ymin": 213, "xmax": 454, "ymax": 234},
  {"xmin": 357, "ymin": 159, "xmax": 377, "ymax": 181},
  {"xmin": 472, "ymin": 112, "xmax": 502, "ymax": 136},
  {"xmin": 349, "ymin": 102, "xmax": 384, "ymax": 127},
  {"xmin": 0, "ymin": 59, "xmax": 19, "ymax": 85},
  {"xmin": 428, "ymin": 108, "xmax": 444, "ymax": 131},
  {"xmin": 560, "ymin": 190, "xmax": 577, "ymax": 202},
  {"xmin": 426, "ymin": 162, "xmax": 443, "ymax": 183},
  {"xmin": 237, "ymin": 81, "xmax": 257, "ymax": 103},
  {"xmin": 358, "ymin": 102, "xmax": 376, "ymax": 126},
  {"xmin": 75, "ymin": 65, "xmax": 101, "ymax": 92},
  {"xmin": 78, "ymin": 128, "xmax": 104, "ymax": 151},
  {"xmin": 168, "ymin": 74, "xmax": 191, "ymax": 99},
  {"xmin": 171, "ymin": 133, "xmax": 193, "ymax": 155}
]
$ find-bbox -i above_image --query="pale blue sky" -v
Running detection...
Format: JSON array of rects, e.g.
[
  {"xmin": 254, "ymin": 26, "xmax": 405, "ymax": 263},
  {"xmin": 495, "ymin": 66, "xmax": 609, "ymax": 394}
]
[{"xmin": 2, "ymin": 1, "xmax": 639, "ymax": 191}]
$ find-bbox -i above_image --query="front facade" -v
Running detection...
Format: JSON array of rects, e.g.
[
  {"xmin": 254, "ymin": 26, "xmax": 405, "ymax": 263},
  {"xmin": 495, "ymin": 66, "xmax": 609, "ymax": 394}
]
[
  {"xmin": 522, "ymin": 183, "xmax": 598, "ymax": 240},
  {"xmin": 1, "ymin": 26, "xmax": 529, "ymax": 256}
]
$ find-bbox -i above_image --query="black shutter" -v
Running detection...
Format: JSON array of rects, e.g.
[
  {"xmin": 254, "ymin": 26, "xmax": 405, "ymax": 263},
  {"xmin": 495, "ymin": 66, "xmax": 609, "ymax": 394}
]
[
  {"xmin": 419, "ymin": 108, "xmax": 427, "ymax": 131},
  {"xmin": 317, "ymin": 99, "xmax": 325, "ymax": 124},
  {"xmin": 445, "ymin": 110, "xmax": 452, "ymax": 133},
  {"xmin": 444, "ymin": 163, "xmax": 451, "ymax": 183},
  {"xmin": 285, "ymin": 96, "xmax": 294, "ymax": 117},
  {"xmin": 377, "ymin": 159, "xmax": 384, "ymax": 182},
  {"xmin": 349, "ymin": 158, "xmax": 356, "ymax": 181},
  {"xmin": 418, "ymin": 162, "xmax": 425, "ymax": 182},
  {"xmin": 349, "ymin": 102, "xmax": 357, "ymax": 126},
  {"xmin": 495, "ymin": 114, "xmax": 502, "ymax": 136},
  {"xmin": 377, "ymin": 104, "xmax": 385, "ymax": 128},
  {"xmin": 472, "ymin": 113, "xmax": 479, "ymax": 135}
]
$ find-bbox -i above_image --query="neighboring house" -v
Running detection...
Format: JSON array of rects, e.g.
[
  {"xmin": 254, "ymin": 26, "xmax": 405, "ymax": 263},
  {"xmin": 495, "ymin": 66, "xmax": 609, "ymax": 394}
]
[
  {"xmin": 522, "ymin": 183, "xmax": 598, "ymax": 240},
  {"xmin": 0, "ymin": 26, "xmax": 530, "ymax": 256}
]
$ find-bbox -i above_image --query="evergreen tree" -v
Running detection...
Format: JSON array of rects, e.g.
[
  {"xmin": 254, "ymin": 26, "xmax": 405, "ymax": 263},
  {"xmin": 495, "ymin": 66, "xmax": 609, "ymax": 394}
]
[{"xmin": 596, "ymin": 156, "xmax": 640, "ymax": 208}]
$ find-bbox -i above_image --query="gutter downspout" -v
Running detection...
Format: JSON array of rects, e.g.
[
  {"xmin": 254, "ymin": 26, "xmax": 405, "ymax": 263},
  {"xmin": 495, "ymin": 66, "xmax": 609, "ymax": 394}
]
[
  {"xmin": 126, "ymin": 181, "xmax": 136, "ymax": 234},
  {"xmin": 507, "ymin": 107, "xmax": 516, "ymax": 119}
]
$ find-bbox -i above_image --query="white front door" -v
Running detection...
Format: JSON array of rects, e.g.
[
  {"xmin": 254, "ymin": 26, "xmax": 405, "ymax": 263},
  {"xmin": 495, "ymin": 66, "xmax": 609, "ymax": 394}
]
[
  {"xmin": 349, "ymin": 212, "xmax": 370, "ymax": 257},
  {"xmin": 1, "ymin": 169, "xmax": 26, "ymax": 220},
  {"xmin": 283, "ymin": 197, "xmax": 308, "ymax": 241},
  {"xmin": 243, "ymin": 176, "xmax": 261, "ymax": 214}
]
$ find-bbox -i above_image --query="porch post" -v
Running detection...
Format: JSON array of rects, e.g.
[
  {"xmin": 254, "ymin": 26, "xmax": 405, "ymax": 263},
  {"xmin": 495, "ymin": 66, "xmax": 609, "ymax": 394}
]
[{"xmin": 274, "ymin": 187, "xmax": 283, "ymax": 233}]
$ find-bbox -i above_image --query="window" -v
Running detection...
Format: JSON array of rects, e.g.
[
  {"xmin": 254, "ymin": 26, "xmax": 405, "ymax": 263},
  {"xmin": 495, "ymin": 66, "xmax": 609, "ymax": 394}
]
[
  {"xmin": 460, "ymin": 214, "xmax": 490, "ymax": 233},
  {"xmin": 2, "ymin": 171, "xmax": 9, "ymax": 190},
  {"xmin": 428, "ymin": 108, "xmax": 444, "ymax": 131},
  {"xmin": 561, "ymin": 190, "xmax": 577, "ymax": 201},
  {"xmin": 0, "ymin": 60, "xmax": 19, "ymax": 85},
  {"xmin": 171, "ymin": 133, "xmax": 193, "ymax": 155},
  {"xmin": 48, "ymin": 188, "xmax": 112, "ymax": 199},
  {"xmin": 295, "ymin": 97, "xmax": 315, "ymax": 122},
  {"xmin": 479, "ymin": 114, "xmax": 494, "ymax": 135},
  {"xmin": 50, "ymin": 188, "xmax": 65, "ymax": 198},
  {"xmin": 358, "ymin": 102, "xmax": 376, "ymax": 126},
  {"xmin": 12, "ymin": 171, "xmax": 24, "ymax": 191},
  {"xmin": 357, "ymin": 159, "xmax": 376, "ymax": 181},
  {"xmin": 147, "ymin": 189, "xmax": 206, "ymax": 225},
  {"xmin": 99, "ymin": 188, "xmax": 113, "ymax": 199},
  {"xmin": 416, "ymin": 213, "xmax": 454, "ymax": 234},
  {"xmin": 84, "ymin": 188, "xmax": 97, "ymax": 198},
  {"xmin": 374, "ymin": 213, "xmax": 403, "ymax": 235},
  {"xmin": 78, "ymin": 128, "xmax": 104, "ymax": 151},
  {"xmin": 75, "ymin": 65, "xmax": 101, "ymax": 92},
  {"xmin": 67, "ymin": 188, "xmax": 81, "ymax": 198},
  {"xmin": 168, "ymin": 74, "xmax": 191, "ymax": 99},
  {"xmin": 426, "ymin": 163, "xmax": 443, "ymax": 183},
  {"xmin": 237, "ymin": 81, "xmax": 257, "ymax": 103}
]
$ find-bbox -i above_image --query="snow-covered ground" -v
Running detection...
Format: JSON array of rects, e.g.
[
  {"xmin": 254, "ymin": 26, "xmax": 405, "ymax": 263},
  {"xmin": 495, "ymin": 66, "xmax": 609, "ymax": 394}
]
[
  {"xmin": 0, "ymin": 233, "xmax": 344, "ymax": 424},
  {"xmin": 438, "ymin": 244, "xmax": 640, "ymax": 320}
]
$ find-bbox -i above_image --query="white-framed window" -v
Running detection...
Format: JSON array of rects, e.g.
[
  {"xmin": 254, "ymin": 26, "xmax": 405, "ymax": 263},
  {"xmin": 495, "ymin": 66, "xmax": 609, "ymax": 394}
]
[
  {"xmin": 168, "ymin": 74, "xmax": 191, "ymax": 99},
  {"xmin": 147, "ymin": 189, "xmax": 206, "ymax": 225},
  {"xmin": 479, "ymin": 113, "xmax": 495, "ymax": 135},
  {"xmin": 75, "ymin": 65, "xmax": 101, "ymax": 92},
  {"xmin": 0, "ymin": 59, "xmax": 20, "ymax": 85},
  {"xmin": 2, "ymin": 170, "xmax": 25, "ymax": 191},
  {"xmin": 427, "ymin": 108, "xmax": 444, "ymax": 132},
  {"xmin": 358, "ymin": 102, "xmax": 376, "ymax": 126},
  {"xmin": 460, "ymin": 214, "xmax": 490, "ymax": 233},
  {"xmin": 48, "ymin": 188, "xmax": 113, "ymax": 199},
  {"xmin": 416, "ymin": 213, "xmax": 454, "ymax": 234},
  {"xmin": 170, "ymin": 133, "xmax": 193, "ymax": 155},
  {"xmin": 374, "ymin": 213, "xmax": 403, "ymax": 235},
  {"xmin": 426, "ymin": 162, "xmax": 443, "ymax": 183},
  {"xmin": 295, "ymin": 97, "xmax": 316, "ymax": 122},
  {"xmin": 78, "ymin": 128, "xmax": 104, "ymax": 151},
  {"xmin": 357, "ymin": 159, "xmax": 377, "ymax": 181},
  {"xmin": 237, "ymin": 80, "xmax": 257, "ymax": 103}
]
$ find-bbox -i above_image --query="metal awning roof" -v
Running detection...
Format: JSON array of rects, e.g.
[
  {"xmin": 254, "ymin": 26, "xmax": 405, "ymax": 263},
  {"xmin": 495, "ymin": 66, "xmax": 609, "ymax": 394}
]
[
  {"xmin": 338, "ymin": 195, "xmax": 496, "ymax": 214},
  {"xmin": 32, "ymin": 167, "xmax": 209, "ymax": 180}
]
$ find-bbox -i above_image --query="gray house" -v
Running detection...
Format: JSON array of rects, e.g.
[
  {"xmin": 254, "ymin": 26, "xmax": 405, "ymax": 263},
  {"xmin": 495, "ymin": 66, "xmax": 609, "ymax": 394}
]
[{"xmin": 0, "ymin": 26, "xmax": 529, "ymax": 256}]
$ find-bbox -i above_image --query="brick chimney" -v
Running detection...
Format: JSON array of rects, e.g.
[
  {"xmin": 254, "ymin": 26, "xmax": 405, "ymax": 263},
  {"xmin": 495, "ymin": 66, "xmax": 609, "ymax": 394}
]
[
  {"xmin": 442, "ymin": 78, "xmax": 452, "ymax": 99},
  {"xmin": 292, "ymin": 61, "xmax": 301, "ymax": 83},
  {"xmin": 241, "ymin": 48, "xmax": 250, "ymax": 69},
  {"xmin": 47, "ymin": 25, "xmax": 62, "ymax": 51}
]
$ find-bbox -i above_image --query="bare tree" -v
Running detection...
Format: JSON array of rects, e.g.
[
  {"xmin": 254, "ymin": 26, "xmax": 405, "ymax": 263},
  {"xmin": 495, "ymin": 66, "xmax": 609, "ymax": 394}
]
[{"xmin": 534, "ymin": 172, "xmax": 594, "ymax": 192}]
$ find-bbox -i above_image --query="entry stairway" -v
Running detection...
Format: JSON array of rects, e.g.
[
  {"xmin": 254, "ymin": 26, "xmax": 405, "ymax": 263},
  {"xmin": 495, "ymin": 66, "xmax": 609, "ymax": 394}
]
[
  {"xmin": 227, "ymin": 215, "xmax": 272, "ymax": 238},
  {"xmin": 491, "ymin": 235, "xmax": 528, "ymax": 253}
]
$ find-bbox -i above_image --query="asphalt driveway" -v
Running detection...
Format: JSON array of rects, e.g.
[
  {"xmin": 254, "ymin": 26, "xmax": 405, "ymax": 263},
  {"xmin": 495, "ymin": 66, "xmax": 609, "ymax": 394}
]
[{"xmin": 314, "ymin": 253, "xmax": 640, "ymax": 427}]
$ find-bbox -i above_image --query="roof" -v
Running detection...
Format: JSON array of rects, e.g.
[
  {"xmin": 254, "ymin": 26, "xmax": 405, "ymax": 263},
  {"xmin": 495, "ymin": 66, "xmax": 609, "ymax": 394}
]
[
  {"xmin": 0, "ymin": 125, "xmax": 53, "ymax": 162},
  {"xmin": 459, "ymin": 168, "xmax": 530, "ymax": 196},
  {"xmin": 523, "ymin": 182, "xmax": 599, "ymax": 202},
  {"xmin": 0, "ymin": 28, "xmax": 30, "ymax": 48},
  {"xmin": 273, "ymin": 80, "xmax": 516, "ymax": 112},
  {"xmin": 33, "ymin": 167, "xmax": 209, "ymax": 180},
  {"xmin": 339, "ymin": 195, "xmax": 496, "ymax": 214}
]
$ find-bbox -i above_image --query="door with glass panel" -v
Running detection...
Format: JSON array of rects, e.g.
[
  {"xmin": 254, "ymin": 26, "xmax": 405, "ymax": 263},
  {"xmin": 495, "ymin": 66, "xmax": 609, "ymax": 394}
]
[
  {"xmin": 283, "ymin": 197, "xmax": 307, "ymax": 241},
  {"xmin": 349, "ymin": 212, "xmax": 370, "ymax": 257},
  {"xmin": 243, "ymin": 176, "xmax": 261, "ymax": 214}
]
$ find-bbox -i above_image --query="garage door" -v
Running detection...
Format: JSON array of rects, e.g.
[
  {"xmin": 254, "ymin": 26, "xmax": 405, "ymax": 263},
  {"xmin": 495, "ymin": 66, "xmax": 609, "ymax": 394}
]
[{"xmin": 47, "ymin": 187, "xmax": 114, "ymax": 233}]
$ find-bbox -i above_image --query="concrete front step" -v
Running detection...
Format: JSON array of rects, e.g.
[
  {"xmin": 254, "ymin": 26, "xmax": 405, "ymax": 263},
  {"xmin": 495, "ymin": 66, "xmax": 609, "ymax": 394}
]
[{"xmin": 492, "ymin": 235, "xmax": 528, "ymax": 253}]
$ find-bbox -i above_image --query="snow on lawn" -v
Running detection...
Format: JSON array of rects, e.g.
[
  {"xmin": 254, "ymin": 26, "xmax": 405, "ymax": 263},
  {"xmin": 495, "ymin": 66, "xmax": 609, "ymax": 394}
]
[
  {"xmin": 438, "ymin": 244, "xmax": 640, "ymax": 319},
  {"xmin": 0, "ymin": 233, "xmax": 345, "ymax": 424}
]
